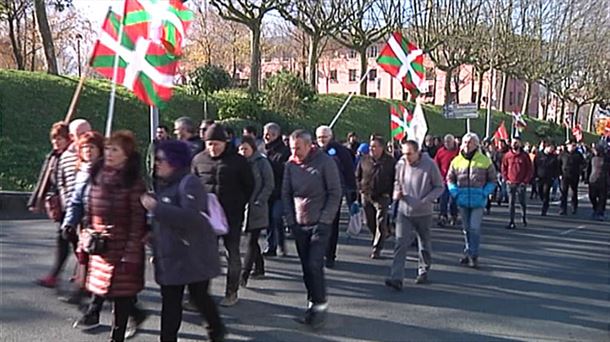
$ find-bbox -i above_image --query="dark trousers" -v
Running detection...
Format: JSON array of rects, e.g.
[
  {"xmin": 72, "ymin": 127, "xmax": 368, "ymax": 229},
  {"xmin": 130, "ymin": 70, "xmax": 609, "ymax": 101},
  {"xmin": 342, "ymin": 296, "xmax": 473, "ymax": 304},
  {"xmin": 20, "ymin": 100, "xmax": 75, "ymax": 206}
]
[
  {"xmin": 265, "ymin": 200, "xmax": 285, "ymax": 253},
  {"xmin": 87, "ymin": 294, "xmax": 145, "ymax": 325},
  {"xmin": 109, "ymin": 296, "xmax": 136, "ymax": 342},
  {"xmin": 588, "ymin": 182, "xmax": 608, "ymax": 215},
  {"xmin": 160, "ymin": 281, "xmax": 223, "ymax": 342},
  {"xmin": 293, "ymin": 223, "xmax": 330, "ymax": 305},
  {"xmin": 362, "ymin": 196, "xmax": 390, "ymax": 253},
  {"xmin": 221, "ymin": 228, "xmax": 242, "ymax": 296},
  {"xmin": 439, "ymin": 186, "xmax": 458, "ymax": 217},
  {"xmin": 508, "ymin": 183, "xmax": 527, "ymax": 223},
  {"xmin": 538, "ymin": 180, "xmax": 553, "ymax": 214},
  {"xmin": 50, "ymin": 226, "xmax": 77, "ymax": 278},
  {"xmin": 325, "ymin": 207, "xmax": 341, "ymax": 262},
  {"xmin": 242, "ymin": 229, "xmax": 264, "ymax": 279},
  {"xmin": 560, "ymin": 178, "xmax": 579, "ymax": 212}
]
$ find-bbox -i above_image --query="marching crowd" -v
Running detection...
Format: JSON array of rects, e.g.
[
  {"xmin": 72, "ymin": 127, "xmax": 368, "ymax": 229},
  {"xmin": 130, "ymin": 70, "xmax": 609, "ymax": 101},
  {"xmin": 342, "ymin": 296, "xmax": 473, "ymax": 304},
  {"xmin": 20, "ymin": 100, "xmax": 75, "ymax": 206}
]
[{"xmin": 28, "ymin": 117, "xmax": 610, "ymax": 341}]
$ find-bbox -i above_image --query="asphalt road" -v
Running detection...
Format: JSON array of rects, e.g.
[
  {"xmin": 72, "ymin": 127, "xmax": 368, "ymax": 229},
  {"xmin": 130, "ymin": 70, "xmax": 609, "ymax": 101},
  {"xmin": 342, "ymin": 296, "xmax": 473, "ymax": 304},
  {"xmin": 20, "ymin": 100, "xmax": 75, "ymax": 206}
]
[{"xmin": 1, "ymin": 187, "xmax": 609, "ymax": 341}]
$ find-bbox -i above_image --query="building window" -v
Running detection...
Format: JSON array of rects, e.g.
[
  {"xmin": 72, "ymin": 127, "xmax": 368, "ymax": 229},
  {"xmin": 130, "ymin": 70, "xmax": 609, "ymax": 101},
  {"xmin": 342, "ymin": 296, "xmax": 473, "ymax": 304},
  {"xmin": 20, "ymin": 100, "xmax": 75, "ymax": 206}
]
[
  {"xmin": 368, "ymin": 92, "xmax": 377, "ymax": 98},
  {"xmin": 368, "ymin": 69, "xmax": 377, "ymax": 81},
  {"xmin": 348, "ymin": 50, "xmax": 357, "ymax": 59},
  {"xmin": 471, "ymin": 92, "xmax": 477, "ymax": 103},
  {"xmin": 509, "ymin": 91, "xmax": 514, "ymax": 105},
  {"xmin": 517, "ymin": 91, "xmax": 522, "ymax": 105},
  {"xmin": 330, "ymin": 70, "xmax": 338, "ymax": 82},
  {"xmin": 265, "ymin": 71, "xmax": 272, "ymax": 79},
  {"xmin": 348, "ymin": 69, "xmax": 357, "ymax": 82},
  {"xmin": 367, "ymin": 45, "xmax": 379, "ymax": 58}
]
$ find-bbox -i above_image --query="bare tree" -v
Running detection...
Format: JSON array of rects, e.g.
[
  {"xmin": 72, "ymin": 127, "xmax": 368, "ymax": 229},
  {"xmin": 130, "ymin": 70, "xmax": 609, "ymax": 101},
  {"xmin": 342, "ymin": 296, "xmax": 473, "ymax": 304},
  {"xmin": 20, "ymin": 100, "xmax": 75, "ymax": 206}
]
[
  {"xmin": 33, "ymin": 0, "xmax": 58, "ymax": 74},
  {"xmin": 209, "ymin": 0, "xmax": 281, "ymax": 93},
  {"xmin": 278, "ymin": 0, "xmax": 342, "ymax": 90},
  {"xmin": 1, "ymin": 0, "xmax": 32, "ymax": 70},
  {"xmin": 332, "ymin": 0, "xmax": 402, "ymax": 95}
]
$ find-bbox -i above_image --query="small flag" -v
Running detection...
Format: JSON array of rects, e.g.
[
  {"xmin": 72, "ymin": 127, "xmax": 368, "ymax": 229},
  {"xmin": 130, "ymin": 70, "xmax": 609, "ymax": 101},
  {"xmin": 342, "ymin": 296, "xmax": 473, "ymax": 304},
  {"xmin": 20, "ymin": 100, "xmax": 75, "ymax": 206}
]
[
  {"xmin": 493, "ymin": 121, "xmax": 509, "ymax": 147},
  {"xmin": 390, "ymin": 102, "xmax": 413, "ymax": 141},
  {"xmin": 405, "ymin": 103, "xmax": 428, "ymax": 146},
  {"xmin": 572, "ymin": 124, "xmax": 583, "ymax": 142},
  {"xmin": 377, "ymin": 32, "xmax": 425, "ymax": 97}
]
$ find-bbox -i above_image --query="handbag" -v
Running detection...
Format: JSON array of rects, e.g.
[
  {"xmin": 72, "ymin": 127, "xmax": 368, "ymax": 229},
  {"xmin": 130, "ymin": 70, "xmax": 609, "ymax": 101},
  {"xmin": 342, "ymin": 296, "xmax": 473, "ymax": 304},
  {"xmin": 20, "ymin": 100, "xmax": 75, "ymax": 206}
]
[
  {"xmin": 44, "ymin": 192, "xmax": 62, "ymax": 222},
  {"xmin": 83, "ymin": 229, "xmax": 109, "ymax": 255}
]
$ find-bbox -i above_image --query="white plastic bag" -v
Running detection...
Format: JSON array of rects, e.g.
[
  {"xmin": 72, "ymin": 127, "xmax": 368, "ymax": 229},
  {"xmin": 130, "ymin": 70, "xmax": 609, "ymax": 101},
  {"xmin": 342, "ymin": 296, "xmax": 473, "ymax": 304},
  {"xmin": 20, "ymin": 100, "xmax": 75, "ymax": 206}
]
[{"xmin": 346, "ymin": 210, "xmax": 363, "ymax": 237}]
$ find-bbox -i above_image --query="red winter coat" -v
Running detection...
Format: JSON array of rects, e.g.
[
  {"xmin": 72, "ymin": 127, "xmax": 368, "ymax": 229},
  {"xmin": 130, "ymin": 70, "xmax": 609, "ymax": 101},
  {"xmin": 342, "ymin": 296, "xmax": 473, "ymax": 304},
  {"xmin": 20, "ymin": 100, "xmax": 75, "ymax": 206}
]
[
  {"xmin": 501, "ymin": 149, "xmax": 534, "ymax": 185},
  {"xmin": 434, "ymin": 146, "xmax": 459, "ymax": 183},
  {"xmin": 86, "ymin": 166, "xmax": 146, "ymax": 298}
]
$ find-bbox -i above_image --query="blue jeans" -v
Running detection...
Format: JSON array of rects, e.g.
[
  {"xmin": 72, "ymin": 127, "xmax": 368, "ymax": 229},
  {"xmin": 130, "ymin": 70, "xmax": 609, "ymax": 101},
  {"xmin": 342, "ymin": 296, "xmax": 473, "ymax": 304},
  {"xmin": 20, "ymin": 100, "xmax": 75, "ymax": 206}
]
[
  {"xmin": 265, "ymin": 200, "xmax": 285, "ymax": 253},
  {"xmin": 293, "ymin": 223, "xmax": 331, "ymax": 305},
  {"xmin": 439, "ymin": 186, "xmax": 458, "ymax": 217},
  {"xmin": 459, "ymin": 207, "xmax": 484, "ymax": 257}
]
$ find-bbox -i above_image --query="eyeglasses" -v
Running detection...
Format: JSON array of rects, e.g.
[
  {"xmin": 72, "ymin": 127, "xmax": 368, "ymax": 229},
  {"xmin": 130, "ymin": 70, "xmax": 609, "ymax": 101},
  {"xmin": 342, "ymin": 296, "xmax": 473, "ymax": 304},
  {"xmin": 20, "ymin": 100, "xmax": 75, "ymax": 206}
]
[{"xmin": 155, "ymin": 156, "xmax": 167, "ymax": 163}]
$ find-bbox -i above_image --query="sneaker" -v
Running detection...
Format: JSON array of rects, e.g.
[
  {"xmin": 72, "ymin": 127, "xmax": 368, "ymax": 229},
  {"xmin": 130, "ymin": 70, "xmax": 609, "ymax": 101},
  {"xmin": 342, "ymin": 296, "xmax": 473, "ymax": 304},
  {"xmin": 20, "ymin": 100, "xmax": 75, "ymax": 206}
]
[
  {"xmin": 414, "ymin": 273, "xmax": 428, "ymax": 284},
  {"xmin": 437, "ymin": 215, "xmax": 447, "ymax": 227},
  {"xmin": 459, "ymin": 256, "xmax": 469, "ymax": 265},
  {"xmin": 505, "ymin": 222, "xmax": 516, "ymax": 230},
  {"xmin": 384, "ymin": 278, "xmax": 403, "ymax": 291},
  {"xmin": 219, "ymin": 293, "xmax": 238, "ymax": 307},
  {"xmin": 262, "ymin": 250, "xmax": 277, "ymax": 257},
  {"xmin": 449, "ymin": 216, "xmax": 458, "ymax": 227},
  {"xmin": 307, "ymin": 307, "xmax": 327, "ymax": 330},
  {"xmin": 370, "ymin": 252, "xmax": 381, "ymax": 259},
  {"xmin": 468, "ymin": 256, "xmax": 479, "ymax": 269},
  {"xmin": 73, "ymin": 311, "xmax": 100, "ymax": 330},
  {"xmin": 558, "ymin": 210, "xmax": 567, "ymax": 216},
  {"xmin": 125, "ymin": 308, "xmax": 148, "ymax": 339},
  {"xmin": 35, "ymin": 275, "xmax": 57, "ymax": 288}
]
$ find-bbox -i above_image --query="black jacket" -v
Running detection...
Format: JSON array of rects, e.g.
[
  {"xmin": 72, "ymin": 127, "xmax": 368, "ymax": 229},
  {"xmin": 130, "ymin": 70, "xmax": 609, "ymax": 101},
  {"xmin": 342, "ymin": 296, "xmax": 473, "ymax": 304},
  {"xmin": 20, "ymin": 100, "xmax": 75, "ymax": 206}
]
[
  {"xmin": 534, "ymin": 152, "xmax": 560, "ymax": 181},
  {"xmin": 264, "ymin": 138, "xmax": 291, "ymax": 201},
  {"xmin": 587, "ymin": 154, "xmax": 610, "ymax": 185},
  {"xmin": 186, "ymin": 136, "xmax": 203, "ymax": 159},
  {"xmin": 356, "ymin": 153, "xmax": 396, "ymax": 200},
  {"xmin": 559, "ymin": 151, "xmax": 585, "ymax": 180},
  {"xmin": 191, "ymin": 148, "xmax": 254, "ymax": 230},
  {"xmin": 323, "ymin": 141, "xmax": 357, "ymax": 199}
]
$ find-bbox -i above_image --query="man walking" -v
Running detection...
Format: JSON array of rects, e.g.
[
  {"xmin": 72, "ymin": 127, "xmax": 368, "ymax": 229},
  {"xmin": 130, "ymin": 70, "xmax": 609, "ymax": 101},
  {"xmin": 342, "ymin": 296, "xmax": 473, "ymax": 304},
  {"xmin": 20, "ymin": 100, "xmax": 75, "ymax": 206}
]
[
  {"xmin": 315, "ymin": 125, "xmax": 357, "ymax": 268},
  {"xmin": 587, "ymin": 146, "xmax": 609, "ymax": 221},
  {"xmin": 385, "ymin": 139, "xmax": 444, "ymax": 290},
  {"xmin": 558, "ymin": 140, "xmax": 585, "ymax": 215},
  {"xmin": 192, "ymin": 124, "xmax": 254, "ymax": 306},
  {"xmin": 356, "ymin": 136, "xmax": 396, "ymax": 259},
  {"xmin": 174, "ymin": 117, "xmax": 203, "ymax": 158},
  {"xmin": 447, "ymin": 133, "xmax": 497, "ymax": 269},
  {"xmin": 283, "ymin": 130, "xmax": 341, "ymax": 328},
  {"xmin": 501, "ymin": 138, "xmax": 533, "ymax": 229},
  {"xmin": 534, "ymin": 143, "xmax": 560, "ymax": 216},
  {"xmin": 262, "ymin": 122, "xmax": 291, "ymax": 256},
  {"xmin": 434, "ymin": 134, "xmax": 459, "ymax": 226}
]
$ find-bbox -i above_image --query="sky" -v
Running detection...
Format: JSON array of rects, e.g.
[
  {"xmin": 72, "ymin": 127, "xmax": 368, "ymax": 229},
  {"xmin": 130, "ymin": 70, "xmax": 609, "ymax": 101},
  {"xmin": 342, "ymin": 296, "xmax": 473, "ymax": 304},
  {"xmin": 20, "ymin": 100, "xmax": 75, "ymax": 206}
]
[{"xmin": 73, "ymin": 0, "xmax": 126, "ymax": 26}]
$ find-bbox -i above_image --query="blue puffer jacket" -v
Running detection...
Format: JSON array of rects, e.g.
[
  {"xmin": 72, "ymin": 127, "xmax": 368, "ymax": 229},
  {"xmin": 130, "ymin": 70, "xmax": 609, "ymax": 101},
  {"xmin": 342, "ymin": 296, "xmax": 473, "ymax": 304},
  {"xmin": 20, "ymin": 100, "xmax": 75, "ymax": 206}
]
[{"xmin": 447, "ymin": 150, "xmax": 497, "ymax": 208}]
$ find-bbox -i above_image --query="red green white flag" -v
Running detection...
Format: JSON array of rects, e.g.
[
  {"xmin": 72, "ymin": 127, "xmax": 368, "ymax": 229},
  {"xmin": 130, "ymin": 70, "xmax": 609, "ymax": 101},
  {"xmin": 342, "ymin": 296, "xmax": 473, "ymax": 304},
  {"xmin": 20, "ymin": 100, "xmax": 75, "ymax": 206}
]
[
  {"xmin": 390, "ymin": 101, "xmax": 415, "ymax": 141},
  {"xmin": 89, "ymin": 9, "xmax": 179, "ymax": 108},
  {"xmin": 377, "ymin": 32, "xmax": 425, "ymax": 97},
  {"xmin": 123, "ymin": 0, "xmax": 193, "ymax": 56}
]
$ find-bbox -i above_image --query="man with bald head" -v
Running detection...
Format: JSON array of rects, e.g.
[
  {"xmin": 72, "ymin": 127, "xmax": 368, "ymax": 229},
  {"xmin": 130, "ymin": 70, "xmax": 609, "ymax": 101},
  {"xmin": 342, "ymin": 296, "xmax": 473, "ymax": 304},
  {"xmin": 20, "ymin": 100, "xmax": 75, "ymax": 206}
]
[{"xmin": 315, "ymin": 125, "xmax": 357, "ymax": 268}]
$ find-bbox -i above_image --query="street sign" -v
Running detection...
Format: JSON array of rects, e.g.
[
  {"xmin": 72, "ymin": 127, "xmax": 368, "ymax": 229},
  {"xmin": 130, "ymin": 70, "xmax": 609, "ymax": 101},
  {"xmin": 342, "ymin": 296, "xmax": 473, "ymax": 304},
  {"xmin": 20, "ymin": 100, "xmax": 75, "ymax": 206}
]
[{"xmin": 443, "ymin": 103, "xmax": 479, "ymax": 119}]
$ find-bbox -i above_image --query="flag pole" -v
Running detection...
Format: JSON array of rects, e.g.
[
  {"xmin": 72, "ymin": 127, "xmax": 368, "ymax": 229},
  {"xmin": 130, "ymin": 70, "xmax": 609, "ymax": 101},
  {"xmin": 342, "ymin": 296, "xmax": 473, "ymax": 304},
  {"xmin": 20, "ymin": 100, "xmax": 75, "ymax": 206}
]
[
  {"xmin": 329, "ymin": 67, "xmax": 372, "ymax": 128},
  {"xmin": 105, "ymin": 6, "xmax": 124, "ymax": 137}
]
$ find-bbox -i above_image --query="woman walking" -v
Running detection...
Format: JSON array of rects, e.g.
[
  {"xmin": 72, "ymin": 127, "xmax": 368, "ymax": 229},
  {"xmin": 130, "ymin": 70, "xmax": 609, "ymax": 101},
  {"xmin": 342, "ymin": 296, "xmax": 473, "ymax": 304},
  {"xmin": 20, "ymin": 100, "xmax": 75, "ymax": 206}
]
[
  {"xmin": 238, "ymin": 136, "xmax": 274, "ymax": 287},
  {"xmin": 141, "ymin": 140, "xmax": 225, "ymax": 342}
]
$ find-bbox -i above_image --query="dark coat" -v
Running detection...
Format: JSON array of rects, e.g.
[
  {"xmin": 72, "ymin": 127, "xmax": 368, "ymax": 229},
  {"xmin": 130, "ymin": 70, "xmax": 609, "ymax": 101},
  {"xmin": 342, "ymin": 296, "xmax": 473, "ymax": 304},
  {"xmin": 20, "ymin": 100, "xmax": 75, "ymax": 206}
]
[
  {"xmin": 86, "ymin": 166, "xmax": 146, "ymax": 297},
  {"xmin": 151, "ymin": 171, "xmax": 221, "ymax": 286},
  {"xmin": 28, "ymin": 151, "xmax": 60, "ymax": 210},
  {"xmin": 534, "ymin": 152, "xmax": 560, "ymax": 181},
  {"xmin": 323, "ymin": 141, "xmax": 357, "ymax": 200},
  {"xmin": 263, "ymin": 138, "xmax": 291, "ymax": 201},
  {"xmin": 356, "ymin": 153, "xmax": 396, "ymax": 201},
  {"xmin": 192, "ymin": 148, "xmax": 255, "ymax": 231},
  {"xmin": 559, "ymin": 150, "xmax": 585, "ymax": 180},
  {"xmin": 244, "ymin": 152, "xmax": 275, "ymax": 231}
]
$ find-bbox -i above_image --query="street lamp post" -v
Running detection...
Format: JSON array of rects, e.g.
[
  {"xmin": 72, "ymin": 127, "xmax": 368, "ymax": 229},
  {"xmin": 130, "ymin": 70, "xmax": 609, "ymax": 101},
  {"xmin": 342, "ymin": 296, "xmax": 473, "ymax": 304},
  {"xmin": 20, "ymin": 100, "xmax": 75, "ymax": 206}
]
[{"xmin": 76, "ymin": 33, "xmax": 83, "ymax": 77}]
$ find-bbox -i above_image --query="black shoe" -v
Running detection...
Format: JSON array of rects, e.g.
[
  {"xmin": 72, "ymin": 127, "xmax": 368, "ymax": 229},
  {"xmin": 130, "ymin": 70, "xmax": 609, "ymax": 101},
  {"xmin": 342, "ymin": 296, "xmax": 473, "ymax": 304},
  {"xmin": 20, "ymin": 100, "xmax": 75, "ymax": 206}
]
[
  {"xmin": 208, "ymin": 324, "xmax": 227, "ymax": 342},
  {"xmin": 414, "ymin": 273, "xmax": 428, "ymax": 284},
  {"xmin": 239, "ymin": 276, "xmax": 248, "ymax": 288},
  {"xmin": 125, "ymin": 308, "xmax": 148, "ymax": 339},
  {"xmin": 73, "ymin": 311, "xmax": 100, "ymax": 330},
  {"xmin": 449, "ymin": 216, "xmax": 458, "ymax": 227},
  {"xmin": 571, "ymin": 208, "xmax": 577, "ymax": 215},
  {"xmin": 183, "ymin": 299, "xmax": 198, "ymax": 312},
  {"xmin": 459, "ymin": 256, "xmax": 469, "ymax": 265},
  {"xmin": 522, "ymin": 218, "xmax": 527, "ymax": 227},
  {"xmin": 505, "ymin": 222, "xmax": 516, "ymax": 230},
  {"xmin": 384, "ymin": 278, "xmax": 403, "ymax": 291},
  {"xmin": 541, "ymin": 210, "xmax": 547, "ymax": 216},
  {"xmin": 558, "ymin": 210, "xmax": 567, "ymax": 216},
  {"xmin": 307, "ymin": 308, "xmax": 327, "ymax": 329},
  {"xmin": 250, "ymin": 272, "xmax": 265, "ymax": 280},
  {"xmin": 325, "ymin": 259, "xmax": 335, "ymax": 268},
  {"xmin": 262, "ymin": 250, "xmax": 277, "ymax": 257},
  {"xmin": 468, "ymin": 256, "xmax": 479, "ymax": 269}
]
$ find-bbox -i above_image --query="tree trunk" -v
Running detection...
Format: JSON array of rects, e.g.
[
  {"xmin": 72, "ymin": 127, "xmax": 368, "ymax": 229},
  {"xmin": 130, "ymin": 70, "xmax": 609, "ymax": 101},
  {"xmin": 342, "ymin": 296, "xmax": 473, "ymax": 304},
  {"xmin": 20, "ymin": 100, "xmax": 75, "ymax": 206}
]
[
  {"xmin": 520, "ymin": 81, "xmax": 531, "ymax": 117},
  {"xmin": 574, "ymin": 103, "xmax": 582, "ymax": 129},
  {"xmin": 587, "ymin": 103, "xmax": 596, "ymax": 132},
  {"xmin": 476, "ymin": 69, "xmax": 484, "ymax": 109},
  {"xmin": 359, "ymin": 47, "xmax": 368, "ymax": 95},
  {"xmin": 453, "ymin": 71, "xmax": 460, "ymax": 104},
  {"xmin": 559, "ymin": 99, "xmax": 566, "ymax": 126},
  {"xmin": 34, "ymin": 0, "xmax": 58, "ymax": 75},
  {"xmin": 8, "ymin": 16, "xmax": 25, "ymax": 70},
  {"xmin": 543, "ymin": 89, "xmax": 550, "ymax": 121},
  {"xmin": 248, "ymin": 22, "xmax": 262, "ymax": 93},
  {"xmin": 307, "ymin": 35, "xmax": 320, "ymax": 91},
  {"xmin": 499, "ymin": 72, "xmax": 508, "ymax": 113},
  {"xmin": 444, "ymin": 68, "xmax": 453, "ymax": 105}
]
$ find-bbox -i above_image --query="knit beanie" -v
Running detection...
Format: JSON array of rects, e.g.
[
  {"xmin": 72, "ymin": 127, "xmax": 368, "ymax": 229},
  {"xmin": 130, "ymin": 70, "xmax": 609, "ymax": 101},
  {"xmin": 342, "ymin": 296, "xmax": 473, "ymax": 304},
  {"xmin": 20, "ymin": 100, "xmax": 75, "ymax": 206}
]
[{"xmin": 204, "ymin": 124, "xmax": 228, "ymax": 142}]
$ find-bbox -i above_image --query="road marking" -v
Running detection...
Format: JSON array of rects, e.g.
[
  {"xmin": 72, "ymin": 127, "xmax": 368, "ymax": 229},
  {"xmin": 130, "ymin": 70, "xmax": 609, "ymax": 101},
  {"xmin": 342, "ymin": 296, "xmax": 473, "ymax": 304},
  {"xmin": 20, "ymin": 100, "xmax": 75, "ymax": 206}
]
[{"xmin": 559, "ymin": 225, "xmax": 587, "ymax": 235}]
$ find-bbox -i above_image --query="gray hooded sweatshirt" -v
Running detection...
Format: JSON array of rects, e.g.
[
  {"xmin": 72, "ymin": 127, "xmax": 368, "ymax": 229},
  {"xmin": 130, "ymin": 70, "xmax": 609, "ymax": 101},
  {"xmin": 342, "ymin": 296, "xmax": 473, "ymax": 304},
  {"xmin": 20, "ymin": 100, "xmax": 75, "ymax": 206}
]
[{"xmin": 393, "ymin": 153, "xmax": 445, "ymax": 217}]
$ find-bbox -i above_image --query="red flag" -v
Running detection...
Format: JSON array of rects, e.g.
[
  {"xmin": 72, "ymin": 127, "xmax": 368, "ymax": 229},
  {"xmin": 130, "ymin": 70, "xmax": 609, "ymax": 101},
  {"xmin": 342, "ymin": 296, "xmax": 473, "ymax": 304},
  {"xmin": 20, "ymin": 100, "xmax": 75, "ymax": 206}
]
[
  {"xmin": 572, "ymin": 124, "xmax": 583, "ymax": 142},
  {"xmin": 493, "ymin": 121, "xmax": 509, "ymax": 147}
]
